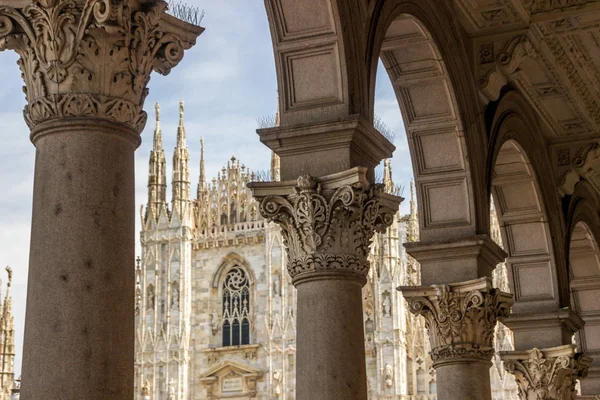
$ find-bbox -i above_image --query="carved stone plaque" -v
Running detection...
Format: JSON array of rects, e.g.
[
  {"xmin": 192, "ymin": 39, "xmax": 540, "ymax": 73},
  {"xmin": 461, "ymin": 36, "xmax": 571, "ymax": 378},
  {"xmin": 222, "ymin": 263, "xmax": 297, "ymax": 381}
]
[{"xmin": 222, "ymin": 376, "xmax": 243, "ymax": 392}]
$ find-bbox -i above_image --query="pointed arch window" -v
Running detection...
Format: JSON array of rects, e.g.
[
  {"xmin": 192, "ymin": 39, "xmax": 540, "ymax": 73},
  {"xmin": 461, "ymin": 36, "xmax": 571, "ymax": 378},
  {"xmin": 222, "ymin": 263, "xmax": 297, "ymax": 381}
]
[{"xmin": 222, "ymin": 267, "xmax": 250, "ymax": 346}]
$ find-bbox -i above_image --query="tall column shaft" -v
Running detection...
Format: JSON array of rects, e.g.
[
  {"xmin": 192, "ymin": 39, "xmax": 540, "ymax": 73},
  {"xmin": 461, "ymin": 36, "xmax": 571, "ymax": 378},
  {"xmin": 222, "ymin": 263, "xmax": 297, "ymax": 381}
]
[
  {"xmin": 435, "ymin": 360, "xmax": 492, "ymax": 399},
  {"xmin": 249, "ymin": 168, "xmax": 401, "ymax": 400},
  {"xmin": 23, "ymin": 120, "xmax": 136, "ymax": 399},
  {"xmin": 296, "ymin": 277, "xmax": 367, "ymax": 399}
]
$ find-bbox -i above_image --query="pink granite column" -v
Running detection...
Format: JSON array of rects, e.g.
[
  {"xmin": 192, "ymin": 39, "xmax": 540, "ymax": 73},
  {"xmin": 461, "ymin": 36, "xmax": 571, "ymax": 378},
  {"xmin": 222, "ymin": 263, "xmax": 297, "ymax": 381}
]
[
  {"xmin": 0, "ymin": 1, "xmax": 202, "ymax": 398},
  {"xmin": 250, "ymin": 169, "xmax": 401, "ymax": 400},
  {"xmin": 23, "ymin": 119, "xmax": 138, "ymax": 398}
]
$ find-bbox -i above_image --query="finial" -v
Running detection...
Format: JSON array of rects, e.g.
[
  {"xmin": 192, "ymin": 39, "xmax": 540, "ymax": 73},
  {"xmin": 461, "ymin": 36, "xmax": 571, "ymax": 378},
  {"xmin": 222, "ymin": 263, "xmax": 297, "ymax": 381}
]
[
  {"xmin": 176, "ymin": 99, "xmax": 187, "ymax": 147},
  {"xmin": 153, "ymin": 102, "xmax": 163, "ymax": 150},
  {"xmin": 5, "ymin": 266, "xmax": 11, "ymax": 287}
]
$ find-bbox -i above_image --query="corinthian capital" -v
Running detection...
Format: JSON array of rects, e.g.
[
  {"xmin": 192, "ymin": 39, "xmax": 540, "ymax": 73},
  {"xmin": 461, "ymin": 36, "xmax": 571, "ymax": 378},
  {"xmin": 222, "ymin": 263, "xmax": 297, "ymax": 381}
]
[
  {"xmin": 0, "ymin": 0, "xmax": 203, "ymax": 135},
  {"xmin": 401, "ymin": 278, "xmax": 513, "ymax": 365},
  {"xmin": 501, "ymin": 345, "xmax": 592, "ymax": 400},
  {"xmin": 248, "ymin": 167, "xmax": 402, "ymax": 284}
]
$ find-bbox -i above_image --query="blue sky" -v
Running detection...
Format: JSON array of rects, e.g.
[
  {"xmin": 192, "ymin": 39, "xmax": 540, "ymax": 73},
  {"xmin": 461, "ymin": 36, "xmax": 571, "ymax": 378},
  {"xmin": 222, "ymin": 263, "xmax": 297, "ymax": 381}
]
[{"xmin": 0, "ymin": 2, "xmax": 411, "ymax": 375}]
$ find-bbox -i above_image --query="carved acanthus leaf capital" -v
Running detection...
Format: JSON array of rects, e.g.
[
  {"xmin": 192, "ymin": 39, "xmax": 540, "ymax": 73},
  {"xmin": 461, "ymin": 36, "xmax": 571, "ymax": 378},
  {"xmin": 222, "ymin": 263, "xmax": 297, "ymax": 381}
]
[
  {"xmin": 401, "ymin": 278, "xmax": 513, "ymax": 365},
  {"xmin": 501, "ymin": 345, "xmax": 592, "ymax": 400},
  {"xmin": 0, "ymin": 0, "xmax": 203, "ymax": 135},
  {"xmin": 249, "ymin": 168, "xmax": 402, "ymax": 284}
]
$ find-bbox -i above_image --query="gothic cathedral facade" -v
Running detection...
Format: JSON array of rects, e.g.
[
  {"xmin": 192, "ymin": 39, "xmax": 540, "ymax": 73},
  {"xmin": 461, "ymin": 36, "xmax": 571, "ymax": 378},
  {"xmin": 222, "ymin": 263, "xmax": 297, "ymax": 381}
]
[{"xmin": 134, "ymin": 103, "xmax": 518, "ymax": 400}]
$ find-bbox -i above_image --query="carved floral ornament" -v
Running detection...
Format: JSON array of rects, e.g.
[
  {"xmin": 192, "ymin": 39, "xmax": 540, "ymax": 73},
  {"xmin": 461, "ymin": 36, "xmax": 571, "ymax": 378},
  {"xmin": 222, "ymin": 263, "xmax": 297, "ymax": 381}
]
[
  {"xmin": 559, "ymin": 142, "xmax": 600, "ymax": 196},
  {"xmin": 249, "ymin": 171, "xmax": 401, "ymax": 283},
  {"xmin": 401, "ymin": 278, "xmax": 513, "ymax": 365},
  {"xmin": 501, "ymin": 345, "xmax": 592, "ymax": 400},
  {"xmin": 0, "ymin": 0, "xmax": 202, "ymax": 134},
  {"xmin": 526, "ymin": 0, "xmax": 598, "ymax": 14}
]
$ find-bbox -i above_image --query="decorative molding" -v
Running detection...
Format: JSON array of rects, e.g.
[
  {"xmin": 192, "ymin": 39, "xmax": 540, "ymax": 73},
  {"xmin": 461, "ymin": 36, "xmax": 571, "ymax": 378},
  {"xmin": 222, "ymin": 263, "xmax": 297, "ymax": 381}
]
[
  {"xmin": 249, "ymin": 168, "xmax": 401, "ymax": 284},
  {"xmin": 401, "ymin": 278, "xmax": 513, "ymax": 366},
  {"xmin": 0, "ymin": 0, "xmax": 202, "ymax": 133},
  {"xmin": 526, "ymin": 0, "xmax": 598, "ymax": 14},
  {"xmin": 501, "ymin": 345, "xmax": 592, "ymax": 400}
]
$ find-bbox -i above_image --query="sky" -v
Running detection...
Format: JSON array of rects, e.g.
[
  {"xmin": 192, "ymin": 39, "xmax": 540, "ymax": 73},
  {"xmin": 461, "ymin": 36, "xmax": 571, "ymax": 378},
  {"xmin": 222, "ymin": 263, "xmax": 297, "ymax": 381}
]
[{"xmin": 0, "ymin": 2, "xmax": 412, "ymax": 376}]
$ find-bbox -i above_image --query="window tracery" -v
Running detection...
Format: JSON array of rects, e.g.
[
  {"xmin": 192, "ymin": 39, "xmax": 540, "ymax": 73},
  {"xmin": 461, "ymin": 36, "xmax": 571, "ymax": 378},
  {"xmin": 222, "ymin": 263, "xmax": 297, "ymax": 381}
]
[{"xmin": 222, "ymin": 266, "xmax": 250, "ymax": 346}]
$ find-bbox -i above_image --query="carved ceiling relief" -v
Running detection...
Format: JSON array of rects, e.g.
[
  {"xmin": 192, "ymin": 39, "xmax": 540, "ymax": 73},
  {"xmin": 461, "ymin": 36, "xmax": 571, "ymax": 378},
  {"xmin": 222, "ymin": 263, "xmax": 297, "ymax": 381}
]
[
  {"xmin": 558, "ymin": 142, "xmax": 600, "ymax": 196},
  {"xmin": 0, "ymin": 0, "xmax": 201, "ymax": 133},
  {"xmin": 476, "ymin": 31, "xmax": 597, "ymax": 135},
  {"xmin": 524, "ymin": 0, "xmax": 599, "ymax": 14},
  {"xmin": 454, "ymin": 0, "xmax": 528, "ymax": 33},
  {"xmin": 461, "ymin": 1, "xmax": 600, "ymax": 138}
]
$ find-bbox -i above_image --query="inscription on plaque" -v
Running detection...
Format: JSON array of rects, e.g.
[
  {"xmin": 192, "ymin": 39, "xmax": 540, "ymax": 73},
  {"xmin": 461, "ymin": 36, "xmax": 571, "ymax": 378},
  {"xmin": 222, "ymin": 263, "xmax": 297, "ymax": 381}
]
[{"xmin": 222, "ymin": 376, "xmax": 243, "ymax": 392}]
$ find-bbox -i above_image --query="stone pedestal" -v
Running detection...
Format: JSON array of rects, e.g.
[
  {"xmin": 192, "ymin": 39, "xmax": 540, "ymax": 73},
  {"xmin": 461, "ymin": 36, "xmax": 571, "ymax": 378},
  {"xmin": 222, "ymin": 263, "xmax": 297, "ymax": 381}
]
[
  {"xmin": 500, "ymin": 345, "xmax": 592, "ymax": 400},
  {"xmin": 249, "ymin": 168, "xmax": 401, "ymax": 400},
  {"xmin": 0, "ymin": 1, "xmax": 202, "ymax": 398},
  {"xmin": 401, "ymin": 277, "xmax": 513, "ymax": 400}
]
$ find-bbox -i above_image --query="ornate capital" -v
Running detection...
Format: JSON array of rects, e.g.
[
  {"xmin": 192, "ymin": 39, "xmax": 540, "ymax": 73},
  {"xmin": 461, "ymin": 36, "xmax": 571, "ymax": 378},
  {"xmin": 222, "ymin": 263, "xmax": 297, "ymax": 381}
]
[
  {"xmin": 249, "ymin": 168, "xmax": 402, "ymax": 284},
  {"xmin": 401, "ymin": 278, "xmax": 513, "ymax": 365},
  {"xmin": 0, "ymin": 0, "xmax": 203, "ymax": 135},
  {"xmin": 501, "ymin": 345, "xmax": 592, "ymax": 400}
]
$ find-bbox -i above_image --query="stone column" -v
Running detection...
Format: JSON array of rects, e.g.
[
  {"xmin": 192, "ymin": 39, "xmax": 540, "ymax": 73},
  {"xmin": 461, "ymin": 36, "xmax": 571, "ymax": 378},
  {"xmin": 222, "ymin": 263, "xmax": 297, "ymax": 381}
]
[
  {"xmin": 0, "ymin": 1, "xmax": 202, "ymax": 398},
  {"xmin": 249, "ymin": 168, "xmax": 401, "ymax": 400},
  {"xmin": 500, "ymin": 345, "xmax": 592, "ymax": 400},
  {"xmin": 401, "ymin": 277, "xmax": 513, "ymax": 400}
]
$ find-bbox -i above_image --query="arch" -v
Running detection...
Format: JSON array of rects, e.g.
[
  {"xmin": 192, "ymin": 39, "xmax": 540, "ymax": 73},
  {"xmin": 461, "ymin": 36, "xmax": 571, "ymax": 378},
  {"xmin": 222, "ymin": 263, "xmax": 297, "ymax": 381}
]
[
  {"xmin": 488, "ymin": 91, "xmax": 568, "ymax": 312},
  {"xmin": 366, "ymin": 1, "xmax": 487, "ymax": 242},
  {"xmin": 566, "ymin": 181, "xmax": 600, "ymax": 366},
  {"xmin": 211, "ymin": 253, "xmax": 256, "ymax": 289},
  {"xmin": 264, "ymin": 0, "xmax": 367, "ymax": 126}
]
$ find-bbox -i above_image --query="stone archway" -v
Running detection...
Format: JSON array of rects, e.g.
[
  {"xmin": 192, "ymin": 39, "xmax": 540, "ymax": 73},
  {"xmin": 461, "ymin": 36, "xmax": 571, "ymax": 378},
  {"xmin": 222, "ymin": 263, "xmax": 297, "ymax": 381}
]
[
  {"xmin": 488, "ymin": 93, "xmax": 592, "ymax": 399},
  {"xmin": 367, "ymin": 1, "xmax": 489, "ymax": 244},
  {"xmin": 491, "ymin": 139, "xmax": 559, "ymax": 315},
  {"xmin": 487, "ymin": 91, "xmax": 580, "ymax": 357},
  {"xmin": 567, "ymin": 181, "xmax": 600, "ymax": 395}
]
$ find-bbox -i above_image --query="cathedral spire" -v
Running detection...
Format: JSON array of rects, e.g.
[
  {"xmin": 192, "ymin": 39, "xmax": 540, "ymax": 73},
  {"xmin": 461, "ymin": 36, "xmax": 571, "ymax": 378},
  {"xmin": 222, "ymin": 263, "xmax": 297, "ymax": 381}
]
[
  {"xmin": 153, "ymin": 102, "xmax": 162, "ymax": 150},
  {"xmin": 198, "ymin": 137, "xmax": 206, "ymax": 198},
  {"xmin": 383, "ymin": 159, "xmax": 393, "ymax": 193},
  {"xmin": 270, "ymin": 151, "xmax": 280, "ymax": 182},
  {"xmin": 0, "ymin": 267, "xmax": 14, "ymax": 397},
  {"xmin": 147, "ymin": 103, "xmax": 167, "ymax": 219},
  {"xmin": 177, "ymin": 99, "xmax": 186, "ymax": 147},
  {"xmin": 407, "ymin": 180, "xmax": 418, "ymax": 242},
  {"xmin": 172, "ymin": 100, "xmax": 191, "ymax": 210}
]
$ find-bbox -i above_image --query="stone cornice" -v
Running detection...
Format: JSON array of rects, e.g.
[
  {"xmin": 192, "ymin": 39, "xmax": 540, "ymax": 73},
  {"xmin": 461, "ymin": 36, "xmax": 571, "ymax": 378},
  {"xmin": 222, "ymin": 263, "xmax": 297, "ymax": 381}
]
[
  {"xmin": 249, "ymin": 168, "xmax": 402, "ymax": 285},
  {"xmin": 0, "ymin": 0, "xmax": 203, "ymax": 133}
]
